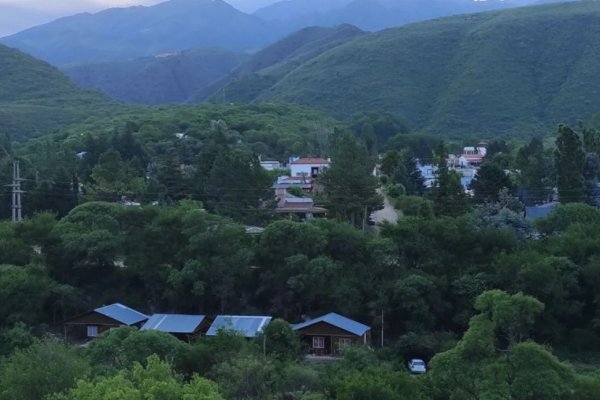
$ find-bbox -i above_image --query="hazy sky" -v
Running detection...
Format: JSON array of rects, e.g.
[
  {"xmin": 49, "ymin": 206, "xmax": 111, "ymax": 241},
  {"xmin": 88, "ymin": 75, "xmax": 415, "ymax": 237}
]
[{"xmin": 0, "ymin": 0, "xmax": 280, "ymax": 13}]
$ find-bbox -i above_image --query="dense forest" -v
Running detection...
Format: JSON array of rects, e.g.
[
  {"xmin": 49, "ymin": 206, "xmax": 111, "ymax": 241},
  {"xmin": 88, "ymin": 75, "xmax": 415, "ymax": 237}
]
[{"xmin": 3, "ymin": 102, "xmax": 600, "ymax": 398}]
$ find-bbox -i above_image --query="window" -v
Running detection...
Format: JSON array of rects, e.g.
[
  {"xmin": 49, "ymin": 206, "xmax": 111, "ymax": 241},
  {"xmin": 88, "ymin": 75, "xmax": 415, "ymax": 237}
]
[
  {"xmin": 338, "ymin": 338, "xmax": 352, "ymax": 347},
  {"xmin": 87, "ymin": 325, "xmax": 99, "ymax": 337},
  {"xmin": 312, "ymin": 336, "xmax": 325, "ymax": 349}
]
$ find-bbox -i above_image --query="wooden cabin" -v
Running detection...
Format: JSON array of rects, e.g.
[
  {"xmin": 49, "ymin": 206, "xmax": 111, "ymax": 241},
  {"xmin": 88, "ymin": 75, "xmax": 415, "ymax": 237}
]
[{"xmin": 64, "ymin": 303, "xmax": 148, "ymax": 341}]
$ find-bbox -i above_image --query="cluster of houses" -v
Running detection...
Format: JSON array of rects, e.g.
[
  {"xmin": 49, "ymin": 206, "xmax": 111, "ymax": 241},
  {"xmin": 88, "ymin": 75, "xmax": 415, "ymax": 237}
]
[
  {"xmin": 64, "ymin": 303, "xmax": 371, "ymax": 357},
  {"xmin": 262, "ymin": 156, "xmax": 331, "ymax": 220}
]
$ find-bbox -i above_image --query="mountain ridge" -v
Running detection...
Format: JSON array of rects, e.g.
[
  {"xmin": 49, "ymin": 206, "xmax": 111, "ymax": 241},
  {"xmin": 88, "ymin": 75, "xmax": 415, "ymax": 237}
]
[{"xmin": 215, "ymin": 1, "xmax": 600, "ymax": 137}]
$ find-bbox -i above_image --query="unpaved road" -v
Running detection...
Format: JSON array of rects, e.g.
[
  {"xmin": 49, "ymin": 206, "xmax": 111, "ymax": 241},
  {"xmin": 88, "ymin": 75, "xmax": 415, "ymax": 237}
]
[{"xmin": 371, "ymin": 189, "xmax": 400, "ymax": 224}]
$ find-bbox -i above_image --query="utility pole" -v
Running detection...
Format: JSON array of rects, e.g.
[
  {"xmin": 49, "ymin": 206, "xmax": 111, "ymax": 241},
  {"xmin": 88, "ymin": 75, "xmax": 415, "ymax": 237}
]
[
  {"xmin": 381, "ymin": 309, "xmax": 384, "ymax": 348},
  {"xmin": 10, "ymin": 161, "xmax": 23, "ymax": 222}
]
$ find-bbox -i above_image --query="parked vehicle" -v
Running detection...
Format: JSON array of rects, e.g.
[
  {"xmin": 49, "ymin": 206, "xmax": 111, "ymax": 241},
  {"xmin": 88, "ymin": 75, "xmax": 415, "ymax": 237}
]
[{"xmin": 407, "ymin": 358, "xmax": 427, "ymax": 374}]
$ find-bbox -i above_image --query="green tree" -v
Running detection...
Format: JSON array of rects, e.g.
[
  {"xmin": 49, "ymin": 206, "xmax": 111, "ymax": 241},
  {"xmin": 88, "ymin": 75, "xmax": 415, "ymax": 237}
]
[
  {"xmin": 515, "ymin": 137, "xmax": 553, "ymax": 205},
  {"xmin": 320, "ymin": 132, "xmax": 382, "ymax": 225},
  {"xmin": 429, "ymin": 291, "xmax": 574, "ymax": 400},
  {"xmin": 430, "ymin": 142, "xmax": 469, "ymax": 216},
  {"xmin": 555, "ymin": 124, "xmax": 586, "ymax": 204},
  {"xmin": 259, "ymin": 319, "xmax": 302, "ymax": 361},
  {"xmin": 63, "ymin": 355, "xmax": 223, "ymax": 400},
  {"xmin": 471, "ymin": 161, "xmax": 514, "ymax": 203},
  {"xmin": 0, "ymin": 340, "xmax": 90, "ymax": 400}
]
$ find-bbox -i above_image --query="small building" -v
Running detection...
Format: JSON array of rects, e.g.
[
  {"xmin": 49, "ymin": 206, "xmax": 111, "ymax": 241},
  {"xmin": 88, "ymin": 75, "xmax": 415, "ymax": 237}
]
[
  {"xmin": 273, "ymin": 176, "xmax": 314, "ymax": 199},
  {"xmin": 459, "ymin": 145, "xmax": 487, "ymax": 167},
  {"xmin": 276, "ymin": 193, "xmax": 327, "ymax": 219},
  {"xmin": 260, "ymin": 160, "xmax": 282, "ymax": 171},
  {"xmin": 206, "ymin": 315, "xmax": 272, "ymax": 338},
  {"xmin": 64, "ymin": 303, "xmax": 148, "ymax": 340},
  {"xmin": 290, "ymin": 158, "xmax": 330, "ymax": 178},
  {"xmin": 417, "ymin": 163, "xmax": 437, "ymax": 188},
  {"xmin": 293, "ymin": 312, "xmax": 371, "ymax": 357},
  {"xmin": 525, "ymin": 202, "xmax": 559, "ymax": 221},
  {"xmin": 141, "ymin": 314, "xmax": 210, "ymax": 340}
]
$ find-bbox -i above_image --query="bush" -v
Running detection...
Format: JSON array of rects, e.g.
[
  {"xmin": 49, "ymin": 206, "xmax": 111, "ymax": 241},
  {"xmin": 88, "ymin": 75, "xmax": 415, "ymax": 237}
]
[
  {"xmin": 394, "ymin": 196, "xmax": 433, "ymax": 218},
  {"xmin": 386, "ymin": 184, "xmax": 406, "ymax": 199}
]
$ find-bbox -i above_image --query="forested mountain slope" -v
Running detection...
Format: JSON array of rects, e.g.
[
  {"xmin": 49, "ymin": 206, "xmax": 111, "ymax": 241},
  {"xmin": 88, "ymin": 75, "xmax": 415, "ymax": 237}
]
[
  {"xmin": 206, "ymin": 24, "xmax": 366, "ymax": 103},
  {"xmin": 0, "ymin": 44, "xmax": 114, "ymax": 139},
  {"xmin": 239, "ymin": 1, "xmax": 600, "ymax": 137},
  {"xmin": 65, "ymin": 49, "xmax": 248, "ymax": 104},
  {"xmin": 0, "ymin": 0, "xmax": 276, "ymax": 67}
]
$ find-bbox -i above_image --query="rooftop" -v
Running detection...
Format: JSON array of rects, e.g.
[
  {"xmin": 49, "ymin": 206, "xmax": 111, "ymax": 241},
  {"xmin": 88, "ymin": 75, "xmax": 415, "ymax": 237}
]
[
  {"xmin": 293, "ymin": 312, "xmax": 371, "ymax": 336},
  {"xmin": 141, "ymin": 314, "xmax": 206, "ymax": 334},
  {"xmin": 291, "ymin": 158, "xmax": 330, "ymax": 165},
  {"xmin": 206, "ymin": 315, "xmax": 272, "ymax": 338},
  {"xmin": 95, "ymin": 303, "xmax": 148, "ymax": 326}
]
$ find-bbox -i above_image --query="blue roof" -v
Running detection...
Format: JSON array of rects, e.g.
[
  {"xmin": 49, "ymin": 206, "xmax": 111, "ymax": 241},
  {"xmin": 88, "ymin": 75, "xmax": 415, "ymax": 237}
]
[
  {"xmin": 141, "ymin": 314, "xmax": 206, "ymax": 334},
  {"xmin": 206, "ymin": 315, "xmax": 272, "ymax": 338},
  {"xmin": 293, "ymin": 312, "xmax": 370, "ymax": 336},
  {"xmin": 525, "ymin": 203, "xmax": 559, "ymax": 221},
  {"xmin": 94, "ymin": 303, "xmax": 148, "ymax": 326}
]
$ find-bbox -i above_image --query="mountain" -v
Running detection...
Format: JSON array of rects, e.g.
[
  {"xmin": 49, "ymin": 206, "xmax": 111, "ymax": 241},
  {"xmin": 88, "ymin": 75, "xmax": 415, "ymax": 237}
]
[
  {"xmin": 65, "ymin": 49, "xmax": 248, "ymax": 104},
  {"xmin": 0, "ymin": 0, "xmax": 277, "ymax": 67},
  {"xmin": 206, "ymin": 24, "xmax": 366, "ymax": 102},
  {"xmin": 217, "ymin": 1, "xmax": 600, "ymax": 138},
  {"xmin": 255, "ymin": 0, "xmax": 524, "ymax": 31},
  {"xmin": 0, "ymin": 44, "xmax": 114, "ymax": 139}
]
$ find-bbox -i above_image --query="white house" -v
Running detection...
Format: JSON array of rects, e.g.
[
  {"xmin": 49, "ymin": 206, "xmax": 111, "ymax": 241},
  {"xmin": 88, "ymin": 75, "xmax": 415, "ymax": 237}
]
[
  {"xmin": 290, "ymin": 158, "xmax": 330, "ymax": 178},
  {"xmin": 260, "ymin": 160, "xmax": 282, "ymax": 171}
]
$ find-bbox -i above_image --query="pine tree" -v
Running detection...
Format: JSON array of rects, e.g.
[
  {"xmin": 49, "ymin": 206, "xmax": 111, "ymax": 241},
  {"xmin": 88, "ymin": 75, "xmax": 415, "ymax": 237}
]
[
  {"xmin": 471, "ymin": 161, "xmax": 514, "ymax": 203},
  {"xmin": 320, "ymin": 132, "xmax": 382, "ymax": 225},
  {"xmin": 515, "ymin": 137, "xmax": 553, "ymax": 205},
  {"xmin": 555, "ymin": 125, "xmax": 586, "ymax": 204},
  {"xmin": 431, "ymin": 142, "xmax": 469, "ymax": 216}
]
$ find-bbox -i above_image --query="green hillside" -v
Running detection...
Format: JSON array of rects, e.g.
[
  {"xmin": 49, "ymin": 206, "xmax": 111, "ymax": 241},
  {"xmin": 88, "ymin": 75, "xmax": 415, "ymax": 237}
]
[
  {"xmin": 227, "ymin": 1, "xmax": 600, "ymax": 138},
  {"xmin": 206, "ymin": 24, "xmax": 365, "ymax": 103},
  {"xmin": 65, "ymin": 49, "xmax": 248, "ymax": 105},
  {"xmin": 0, "ymin": 44, "xmax": 115, "ymax": 139}
]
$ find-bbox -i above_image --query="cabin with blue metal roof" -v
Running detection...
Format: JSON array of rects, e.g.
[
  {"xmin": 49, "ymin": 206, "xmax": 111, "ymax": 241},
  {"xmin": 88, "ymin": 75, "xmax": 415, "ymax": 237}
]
[
  {"xmin": 206, "ymin": 315, "xmax": 272, "ymax": 338},
  {"xmin": 141, "ymin": 314, "xmax": 210, "ymax": 340},
  {"xmin": 293, "ymin": 312, "xmax": 371, "ymax": 356},
  {"xmin": 64, "ymin": 303, "xmax": 148, "ymax": 340}
]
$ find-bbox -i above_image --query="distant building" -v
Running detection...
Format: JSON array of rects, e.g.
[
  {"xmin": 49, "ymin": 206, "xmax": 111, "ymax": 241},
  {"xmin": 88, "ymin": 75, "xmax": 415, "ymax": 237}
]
[
  {"xmin": 459, "ymin": 145, "xmax": 487, "ymax": 167},
  {"xmin": 289, "ymin": 157, "xmax": 330, "ymax": 178},
  {"xmin": 418, "ymin": 163, "xmax": 437, "ymax": 188},
  {"xmin": 293, "ymin": 312, "xmax": 371, "ymax": 357},
  {"xmin": 276, "ymin": 193, "xmax": 327, "ymax": 219},
  {"xmin": 64, "ymin": 303, "xmax": 148, "ymax": 340},
  {"xmin": 272, "ymin": 176, "xmax": 314, "ymax": 199},
  {"xmin": 206, "ymin": 315, "xmax": 272, "ymax": 338},
  {"xmin": 141, "ymin": 314, "xmax": 210, "ymax": 340},
  {"xmin": 260, "ymin": 160, "xmax": 282, "ymax": 171}
]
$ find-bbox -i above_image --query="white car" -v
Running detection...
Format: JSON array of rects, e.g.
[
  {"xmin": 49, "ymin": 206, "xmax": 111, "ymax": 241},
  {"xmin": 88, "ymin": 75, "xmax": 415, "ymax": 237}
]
[{"xmin": 407, "ymin": 358, "xmax": 427, "ymax": 374}]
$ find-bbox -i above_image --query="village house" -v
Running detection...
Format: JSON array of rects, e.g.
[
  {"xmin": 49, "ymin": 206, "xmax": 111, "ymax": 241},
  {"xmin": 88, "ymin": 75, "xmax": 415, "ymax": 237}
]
[
  {"xmin": 206, "ymin": 315, "xmax": 272, "ymax": 338},
  {"xmin": 289, "ymin": 157, "xmax": 330, "ymax": 178},
  {"xmin": 276, "ymin": 193, "xmax": 327, "ymax": 219},
  {"xmin": 64, "ymin": 303, "xmax": 148, "ymax": 340},
  {"xmin": 293, "ymin": 312, "xmax": 371, "ymax": 357},
  {"xmin": 140, "ymin": 314, "xmax": 210, "ymax": 341},
  {"xmin": 272, "ymin": 175, "xmax": 314, "ymax": 199},
  {"xmin": 458, "ymin": 144, "xmax": 487, "ymax": 167},
  {"xmin": 260, "ymin": 160, "xmax": 282, "ymax": 171}
]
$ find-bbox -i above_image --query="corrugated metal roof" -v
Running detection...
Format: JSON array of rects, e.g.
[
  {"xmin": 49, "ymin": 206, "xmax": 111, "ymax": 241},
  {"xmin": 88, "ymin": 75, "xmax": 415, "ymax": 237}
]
[
  {"xmin": 141, "ymin": 314, "xmax": 205, "ymax": 334},
  {"xmin": 206, "ymin": 315, "xmax": 272, "ymax": 338},
  {"xmin": 293, "ymin": 312, "xmax": 370, "ymax": 336},
  {"xmin": 95, "ymin": 303, "xmax": 148, "ymax": 326}
]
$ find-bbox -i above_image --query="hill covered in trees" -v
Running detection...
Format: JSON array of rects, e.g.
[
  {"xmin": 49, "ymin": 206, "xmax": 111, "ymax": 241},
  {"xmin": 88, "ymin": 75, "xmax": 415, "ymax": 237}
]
[
  {"xmin": 65, "ymin": 49, "xmax": 248, "ymax": 104},
  {"xmin": 217, "ymin": 1, "xmax": 600, "ymax": 138},
  {"xmin": 0, "ymin": 43, "xmax": 115, "ymax": 139},
  {"xmin": 206, "ymin": 24, "xmax": 366, "ymax": 103}
]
